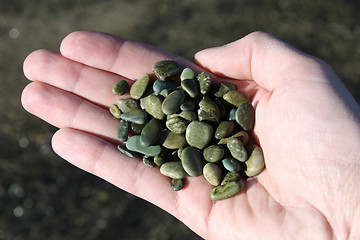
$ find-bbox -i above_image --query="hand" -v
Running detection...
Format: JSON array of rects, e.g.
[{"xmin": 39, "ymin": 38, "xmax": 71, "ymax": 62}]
[{"xmin": 22, "ymin": 31, "xmax": 360, "ymax": 239}]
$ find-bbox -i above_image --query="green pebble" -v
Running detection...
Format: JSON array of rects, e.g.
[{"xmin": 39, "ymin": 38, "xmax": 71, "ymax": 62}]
[
  {"xmin": 159, "ymin": 130, "xmax": 187, "ymax": 149},
  {"xmin": 112, "ymin": 80, "xmax": 129, "ymax": 96},
  {"xmin": 185, "ymin": 121, "xmax": 213, "ymax": 149},
  {"xmin": 130, "ymin": 74, "xmax": 150, "ymax": 99},
  {"xmin": 169, "ymin": 110, "xmax": 197, "ymax": 122},
  {"xmin": 120, "ymin": 109, "xmax": 147, "ymax": 124},
  {"xmin": 217, "ymin": 131, "xmax": 249, "ymax": 145},
  {"xmin": 162, "ymin": 90, "xmax": 185, "ymax": 115},
  {"xmin": 180, "ymin": 67, "xmax": 195, "ymax": 81},
  {"xmin": 215, "ymin": 121, "xmax": 235, "ymax": 139},
  {"xmin": 140, "ymin": 118, "xmax": 162, "ymax": 147},
  {"xmin": 117, "ymin": 145, "xmax": 140, "ymax": 158},
  {"xmin": 154, "ymin": 153, "xmax": 167, "ymax": 167},
  {"xmin": 166, "ymin": 116, "xmax": 188, "ymax": 134},
  {"xmin": 171, "ymin": 178, "xmax": 185, "ymax": 191},
  {"xmin": 197, "ymin": 72, "xmax": 212, "ymax": 95},
  {"xmin": 153, "ymin": 79, "xmax": 179, "ymax": 97},
  {"xmin": 210, "ymin": 82, "xmax": 237, "ymax": 98},
  {"xmin": 203, "ymin": 145, "xmax": 225, "ymax": 162},
  {"xmin": 126, "ymin": 135, "xmax": 161, "ymax": 156},
  {"xmin": 221, "ymin": 172, "xmax": 241, "ymax": 185},
  {"xmin": 140, "ymin": 94, "xmax": 165, "ymax": 120},
  {"xmin": 152, "ymin": 60, "xmax": 182, "ymax": 81},
  {"xmin": 109, "ymin": 104, "xmax": 121, "ymax": 119},
  {"xmin": 197, "ymin": 96, "xmax": 220, "ymax": 122},
  {"xmin": 223, "ymin": 90, "xmax": 250, "ymax": 108},
  {"xmin": 226, "ymin": 138, "xmax": 247, "ymax": 162},
  {"xmin": 181, "ymin": 147, "xmax": 204, "ymax": 177},
  {"xmin": 180, "ymin": 101, "xmax": 195, "ymax": 111},
  {"xmin": 203, "ymin": 163, "xmax": 222, "ymax": 186},
  {"xmin": 116, "ymin": 99, "xmax": 139, "ymax": 113},
  {"xmin": 210, "ymin": 181, "xmax": 242, "ymax": 201},
  {"xmin": 131, "ymin": 122, "xmax": 145, "ymax": 134},
  {"xmin": 142, "ymin": 156, "xmax": 156, "ymax": 168},
  {"xmin": 160, "ymin": 161, "xmax": 188, "ymax": 179},
  {"xmin": 222, "ymin": 156, "xmax": 242, "ymax": 172},
  {"xmin": 181, "ymin": 79, "xmax": 199, "ymax": 98},
  {"xmin": 118, "ymin": 120, "xmax": 129, "ymax": 142},
  {"xmin": 245, "ymin": 144, "xmax": 265, "ymax": 177},
  {"xmin": 235, "ymin": 102, "xmax": 255, "ymax": 131}
]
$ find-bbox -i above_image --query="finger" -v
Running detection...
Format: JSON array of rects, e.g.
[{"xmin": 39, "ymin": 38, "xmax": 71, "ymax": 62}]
[
  {"xmin": 194, "ymin": 31, "xmax": 332, "ymax": 91},
  {"xmin": 60, "ymin": 31, "xmax": 203, "ymax": 79},
  {"xmin": 21, "ymin": 82, "xmax": 119, "ymax": 142},
  {"xmin": 23, "ymin": 49, "xmax": 132, "ymax": 108}
]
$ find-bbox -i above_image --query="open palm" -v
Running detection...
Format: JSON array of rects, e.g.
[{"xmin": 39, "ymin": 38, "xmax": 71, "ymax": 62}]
[{"xmin": 22, "ymin": 31, "xmax": 360, "ymax": 240}]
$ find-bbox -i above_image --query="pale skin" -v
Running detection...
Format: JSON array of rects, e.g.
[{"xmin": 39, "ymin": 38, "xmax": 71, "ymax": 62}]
[{"xmin": 21, "ymin": 31, "xmax": 360, "ymax": 240}]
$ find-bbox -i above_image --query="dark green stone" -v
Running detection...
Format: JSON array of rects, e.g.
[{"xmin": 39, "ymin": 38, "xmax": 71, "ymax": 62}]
[
  {"xmin": 221, "ymin": 172, "xmax": 241, "ymax": 185},
  {"xmin": 210, "ymin": 82, "xmax": 237, "ymax": 98},
  {"xmin": 235, "ymin": 102, "xmax": 255, "ymax": 131},
  {"xmin": 210, "ymin": 181, "xmax": 242, "ymax": 201},
  {"xmin": 180, "ymin": 67, "xmax": 195, "ymax": 81},
  {"xmin": 120, "ymin": 109, "xmax": 147, "ymax": 124},
  {"xmin": 154, "ymin": 153, "xmax": 167, "ymax": 167},
  {"xmin": 162, "ymin": 90, "xmax": 185, "ymax": 115},
  {"xmin": 223, "ymin": 90, "xmax": 250, "ymax": 108},
  {"xmin": 181, "ymin": 147, "xmax": 204, "ymax": 176},
  {"xmin": 112, "ymin": 80, "xmax": 129, "ymax": 96},
  {"xmin": 215, "ymin": 121, "xmax": 235, "ymax": 139},
  {"xmin": 222, "ymin": 156, "xmax": 242, "ymax": 172},
  {"xmin": 180, "ymin": 101, "xmax": 195, "ymax": 111},
  {"xmin": 116, "ymin": 99, "xmax": 139, "ymax": 113},
  {"xmin": 131, "ymin": 122, "xmax": 145, "ymax": 134},
  {"xmin": 142, "ymin": 156, "xmax": 156, "ymax": 168},
  {"xmin": 153, "ymin": 79, "xmax": 179, "ymax": 96},
  {"xmin": 118, "ymin": 120, "xmax": 129, "ymax": 142},
  {"xmin": 152, "ymin": 60, "xmax": 182, "ymax": 81},
  {"xmin": 181, "ymin": 79, "xmax": 199, "ymax": 98},
  {"xmin": 140, "ymin": 118, "xmax": 162, "ymax": 147},
  {"xmin": 171, "ymin": 178, "xmax": 185, "ymax": 191},
  {"xmin": 229, "ymin": 109, "xmax": 237, "ymax": 121},
  {"xmin": 217, "ymin": 131, "xmax": 249, "ymax": 145},
  {"xmin": 140, "ymin": 94, "xmax": 165, "ymax": 120},
  {"xmin": 203, "ymin": 145, "xmax": 225, "ymax": 162},
  {"xmin": 126, "ymin": 135, "xmax": 161, "ymax": 156},
  {"xmin": 197, "ymin": 72, "xmax": 212, "ymax": 94},
  {"xmin": 197, "ymin": 96, "xmax": 220, "ymax": 122}
]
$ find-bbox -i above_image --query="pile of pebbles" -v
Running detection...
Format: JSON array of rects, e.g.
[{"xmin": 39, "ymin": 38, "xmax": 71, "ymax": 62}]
[{"xmin": 110, "ymin": 60, "xmax": 265, "ymax": 200}]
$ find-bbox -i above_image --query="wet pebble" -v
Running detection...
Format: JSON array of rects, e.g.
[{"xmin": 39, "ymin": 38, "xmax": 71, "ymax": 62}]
[
  {"xmin": 153, "ymin": 79, "xmax": 179, "ymax": 96},
  {"xmin": 223, "ymin": 90, "xmax": 250, "ymax": 108},
  {"xmin": 181, "ymin": 79, "xmax": 198, "ymax": 98},
  {"xmin": 222, "ymin": 156, "xmax": 242, "ymax": 172},
  {"xmin": 180, "ymin": 67, "xmax": 195, "ymax": 81}
]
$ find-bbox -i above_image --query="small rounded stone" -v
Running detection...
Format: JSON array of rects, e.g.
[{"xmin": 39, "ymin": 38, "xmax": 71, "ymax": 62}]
[
  {"xmin": 166, "ymin": 116, "xmax": 188, "ymax": 134},
  {"xmin": 197, "ymin": 96, "xmax": 220, "ymax": 122},
  {"xmin": 210, "ymin": 82, "xmax": 237, "ymax": 98},
  {"xmin": 185, "ymin": 121, "xmax": 213, "ymax": 149},
  {"xmin": 140, "ymin": 119, "xmax": 162, "ymax": 147},
  {"xmin": 126, "ymin": 135, "xmax": 161, "ymax": 156},
  {"xmin": 160, "ymin": 161, "xmax": 188, "ymax": 179},
  {"xmin": 140, "ymin": 94, "xmax": 165, "ymax": 120},
  {"xmin": 221, "ymin": 172, "xmax": 241, "ymax": 185},
  {"xmin": 181, "ymin": 147, "xmax": 204, "ymax": 176},
  {"xmin": 235, "ymin": 102, "xmax": 255, "ymax": 131},
  {"xmin": 217, "ymin": 131, "xmax": 249, "ymax": 145},
  {"xmin": 162, "ymin": 90, "xmax": 185, "ymax": 115},
  {"xmin": 159, "ymin": 130, "xmax": 187, "ymax": 149},
  {"xmin": 203, "ymin": 163, "xmax": 222, "ymax": 186},
  {"xmin": 223, "ymin": 90, "xmax": 250, "ymax": 108},
  {"xmin": 215, "ymin": 121, "xmax": 235, "ymax": 139},
  {"xmin": 226, "ymin": 138, "xmax": 247, "ymax": 162},
  {"xmin": 152, "ymin": 60, "xmax": 182, "ymax": 81},
  {"xmin": 154, "ymin": 153, "xmax": 167, "ymax": 167},
  {"xmin": 130, "ymin": 74, "xmax": 150, "ymax": 99},
  {"xmin": 120, "ymin": 109, "xmax": 147, "ymax": 124},
  {"xmin": 131, "ymin": 122, "xmax": 145, "ymax": 134},
  {"xmin": 210, "ymin": 181, "xmax": 242, "ymax": 201},
  {"xmin": 117, "ymin": 145, "xmax": 140, "ymax": 158},
  {"xmin": 180, "ymin": 67, "xmax": 195, "ymax": 81},
  {"xmin": 203, "ymin": 145, "xmax": 224, "ymax": 163},
  {"xmin": 181, "ymin": 79, "xmax": 199, "ymax": 98},
  {"xmin": 142, "ymin": 156, "xmax": 156, "ymax": 168},
  {"xmin": 222, "ymin": 156, "xmax": 242, "ymax": 172},
  {"xmin": 153, "ymin": 79, "xmax": 179, "ymax": 96},
  {"xmin": 171, "ymin": 178, "xmax": 185, "ymax": 191},
  {"xmin": 118, "ymin": 120, "xmax": 129, "ymax": 142},
  {"xmin": 112, "ymin": 80, "xmax": 129, "ymax": 96},
  {"xmin": 116, "ymin": 99, "xmax": 139, "ymax": 113},
  {"xmin": 245, "ymin": 145, "xmax": 265, "ymax": 177},
  {"xmin": 197, "ymin": 72, "xmax": 211, "ymax": 95},
  {"xmin": 109, "ymin": 104, "xmax": 122, "ymax": 119},
  {"xmin": 180, "ymin": 101, "xmax": 195, "ymax": 111}
]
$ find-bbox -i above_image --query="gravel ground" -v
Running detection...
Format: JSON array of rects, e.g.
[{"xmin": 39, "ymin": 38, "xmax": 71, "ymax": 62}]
[{"xmin": 1, "ymin": 0, "xmax": 360, "ymax": 239}]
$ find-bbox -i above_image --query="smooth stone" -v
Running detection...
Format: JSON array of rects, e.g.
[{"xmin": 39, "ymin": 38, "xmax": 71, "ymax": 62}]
[
  {"xmin": 222, "ymin": 156, "xmax": 242, "ymax": 172},
  {"xmin": 210, "ymin": 181, "xmax": 241, "ymax": 201},
  {"xmin": 223, "ymin": 90, "xmax": 250, "ymax": 108},
  {"xmin": 217, "ymin": 131, "xmax": 249, "ymax": 145},
  {"xmin": 171, "ymin": 178, "xmax": 185, "ymax": 191},
  {"xmin": 131, "ymin": 122, "xmax": 145, "ymax": 134},
  {"xmin": 140, "ymin": 94, "xmax": 165, "ymax": 120},
  {"xmin": 166, "ymin": 116, "xmax": 188, "ymax": 134},
  {"xmin": 197, "ymin": 96, "xmax": 220, "ymax": 122},
  {"xmin": 226, "ymin": 138, "xmax": 247, "ymax": 162},
  {"xmin": 116, "ymin": 99, "xmax": 139, "ymax": 113},
  {"xmin": 130, "ymin": 74, "xmax": 150, "ymax": 99},
  {"xmin": 235, "ymin": 102, "xmax": 255, "ymax": 131},
  {"xmin": 197, "ymin": 72, "xmax": 212, "ymax": 95},
  {"xmin": 221, "ymin": 172, "xmax": 241, "ymax": 185},
  {"xmin": 142, "ymin": 156, "xmax": 156, "ymax": 168},
  {"xmin": 245, "ymin": 145, "xmax": 265, "ymax": 177},
  {"xmin": 185, "ymin": 121, "xmax": 213, "ymax": 149},
  {"xmin": 120, "ymin": 109, "xmax": 147, "ymax": 124},
  {"xmin": 154, "ymin": 153, "xmax": 167, "ymax": 167},
  {"xmin": 112, "ymin": 80, "xmax": 129, "ymax": 96},
  {"xmin": 118, "ymin": 120, "xmax": 129, "ymax": 142},
  {"xmin": 180, "ymin": 67, "xmax": 195, "ymax": 81},
  {"xmin": 203, "ymin": 163, "xmax": 222, "ymax": 186},
  {"xmin": 169, "ymin": 110, "xmax": 197, "ymax": 122},
  {"xmin": 153, "ymin": 79, "xmax": 179, "ymax": 97},
  {"xmin": 181, "ymin": 147, "xmax": 204, "ymax": 176},
  {"xmin": 180, "ymin": 101, "xmax": 195, "ymax": 111},
  {"xmin": 181, "ymin": 79, "xmax": 199, "ymax": 98},
  {"xmin": 215, "ymin": 121, "xmax": 235, "ymax": 139},
  {"xmin": 140, "ymin": 119, "xmax": 162, "ymax": 147},
  {"xmin": 152, "ymin": 60, "xmax": 182, "ymax": 81},
  {"xmin": 210, "ymin": 82, "xmax": 237, "ymax": 98},
  {"xmin": 159, "ymin": 130, "xmax": 187, "ymax": 149},
  {"xmin": 160, "ymin": 161, "xmax": 188, "ymax": 179},
  {"xmin": 117, "ymin": 145, "xmax": 140, "ymax": 158},
  {"xmin": 126, "ymin": 135, "xmax": 161, "ymax": 156},
  {"xmin": 109, "ymin": 104, "xmax": 121, "ymax": 119},
  {"xmin": 203, "ymin": 145, "xmax": 224, "ymax": 162},
  {"xmin": 162, "ymin": 90, "xmax": 185, "ymax": 115}
]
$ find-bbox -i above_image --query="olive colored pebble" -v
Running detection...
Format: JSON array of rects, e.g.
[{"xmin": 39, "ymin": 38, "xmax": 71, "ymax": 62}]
[
  {"xmin": 181, "ymin": 79, "xmax": 199, "ymax": 98},
  {"xmin": 112, "ymin": 80, "xmax": 129, "ymax": 96},
  {"xmin": 245, "ymin": 145, "xmax": 265, "ymax": 177},
  {"xmin": 180, "ymin": 101, "xmax": 195, "ymax": 111},
  {"xmin": 215, "ymin": 121, "xmax": 235, "ymax": 139},
  {"xmin": 235, "ymin": 102, "xmax": 255, "ymax": 131},
  {"xmin": 142, "ymin": 156, "xmax": 156, "ymax": 168},
  {"xmin": 166, "ymin": 116, "xmax": 188, "ymax": 134},
  {"xmin": 218, "ymin": 131, "xmax": 249, "ymax": 145},
  {"xmin": 171, "ymin": 178, "xmax": 185, "ymax": 191},
  {"xmin": 223, "ymin": 90, "xmax": 250, "ymax": 108},
  {"xmin": 109, "ymin": 104, "xmax": 122, "ymax": 119},
  {"xmin": 140, "ymin": 94, "xmax": 165, "ymax": 120},
  {"xmin": 131, "ymin": 122, "xmax": 145, "ymax": 134},
  {"xmin": 153, "ymin": 79, "xmax": 179, "ymax": 96},
  {"xmin": 197, "ymin": 96, "xmax": 220, "ymax": 122},
  {"xmin": 203, "ymin": 145, "xmax": 224, "ymax": 163},
  {"xmin": 152, "ymin": 60, "xmax": 182, "ymax": 81},
  {"xmin": 181, "ymin": 147, "xmax": 204, "ymax": 177},
  {"xmin": 118, "ymin": 120, "xmax": 129, "ymax": 142},
  {"xmin": 162, "ymin": 90, "xmax": 185, "ymax": 115},
  {"xmin": 210, "ymin": 82, "xmax": 237, "ymax": 98},
  {"xmin": 185, "ymin": 121, "xmax": 213, "ymax": 149},
  {"xmin": 221, "ymin": 172, "xmax": 241, "ymax": 185},
  {"xmin": 222, "ymin": 156, "xmax": 242, "ymax": 173},
  {"xmin": 117, "ymin": 145, "xmax": 140, "ymax": 158},
  {"xmin": 160, "ymin": 161, "xmax": 188, "ymax": 179},
  {"xmin": 158, "ymin": 130, "xmax": 187, "ymax": 149},
  {"xmin": 116, "ymin": 99, "xmax": 139, "ymax": 113},
  {"xmin": 154, "ymin": 153, "xmax": 167, "ymax": 167},
  {"xmin": 130, "ymin": 74, "xmax": 150, "ymax": 99},
  {"xmin": 126, "ymin": 135, "xmax": 162, "ymax": 156},
  {"xmin": 203, "ymin": 163, "xmax": 222, "ymax": 186},
  {"xmin": 226, "ymin": 137, "xmax": 247, "ymax": 162},
  {"xmin": 180, "ymin": 67, "xmax": 195, "ymax": 81},
  {"xmin": 120, "ymin": 109, "xmax": 147, "ymax": 124},
  {"xmin": 197, "ymin": 72, "xmax": 212, "ymax": 95},
  {"xmin": 210, "ymin": 181, "xmax": 242, "ymax": 201},
  {"xmin": 140, "ymin": 118, "xmax": 162, "ymax": 147}
]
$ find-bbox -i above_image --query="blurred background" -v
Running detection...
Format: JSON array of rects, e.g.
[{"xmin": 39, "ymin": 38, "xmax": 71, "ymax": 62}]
[{"xmin": 1, "ymin": 0, "xmax": 360, "ymax": 239}]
